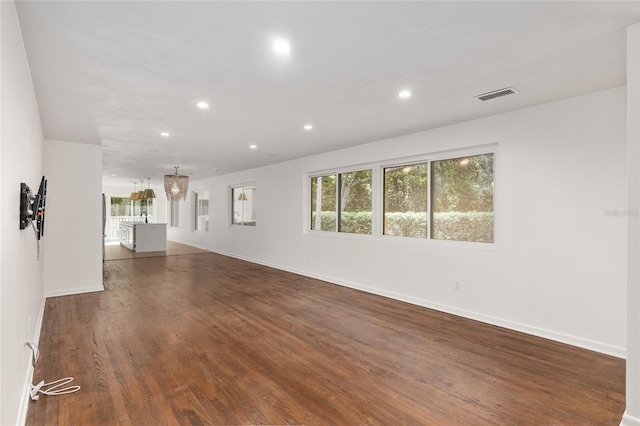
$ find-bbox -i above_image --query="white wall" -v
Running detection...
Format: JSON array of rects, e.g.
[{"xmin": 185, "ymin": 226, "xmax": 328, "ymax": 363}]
[
  {"xmin": 0, "ymin": 1, "xmax": 46, "ymax": 424},
  {"xmin": 623, "ymin": 22, "xmax": 640, "ymax": 426},
  {"xmin": 43, "ymin": 140, "xmax": 103, "ymax": 297},
  {"xmin": 171, "ymin": 87, "xmax": 628, "ymax": 357}
]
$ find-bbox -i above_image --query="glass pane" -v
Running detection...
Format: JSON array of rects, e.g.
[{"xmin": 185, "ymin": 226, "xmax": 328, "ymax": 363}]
[
  {"xmin": 232, "ymin": 186, "xmax": 256, "ymax": 226},
  {"xmin": 199, "ymin": 199, "xmax": 209, "ymax": 216},
  {"xmin": 339, "ymin": 170, "xmax": 372, "ymax": 234},
  {"xmin": 432, "ymin": 153, "xmax": 494, "ymax": 243},
  {"xmin": 244, "ymin": 187, "xmax": 256, "ymax": 226},
  {"xmin": 310, "ymin": 175, "xmax": 336, "ymax": 231},
  {"xmin": 196, "ymin": 191, "xmax": 209, "ymax": 232},
  {"xmin": 110, "ymin": 197, "xmax": 130, "ymax": 217},
  {"xmin": 232, "ymin": 188, "xmax": 244, "ymax": 225},
  {"xmin": 383, "ymin": 163, "xmax": 429, "ymax": 238}
]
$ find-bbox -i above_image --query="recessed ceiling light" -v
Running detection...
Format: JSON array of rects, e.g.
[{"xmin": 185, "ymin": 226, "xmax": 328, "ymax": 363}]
[
  {"xmin": 304, "ymin": 124, "xmax": 313, "ymax": 131},
  {"xmin": 398, "ymin": 90, "xmax": 412, "ymax": 99},
  {"xmin": 249, "ymin": 144, "xmax": 257, "ymax": 149},
  {"xmin": 160, "ymin": 132, "xmax": 170, "ymax": 137},
  {"xmin": 196, "ymin": 101, "xmax": 209, "ymax": 109},
  {"xmin": 273, "ymin": 38, "xmax": 291, "ymax": 54}
]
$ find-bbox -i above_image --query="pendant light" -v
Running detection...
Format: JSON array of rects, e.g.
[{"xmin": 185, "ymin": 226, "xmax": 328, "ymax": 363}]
[
  {"xmin": 129, "ymin": 182, "xmax": 139, "ymax": 200},
  {"xmin": 164, "ymin": 166, "xmax": 189, "ymax": 201},
  {"xmin": 142, "ymin": 178, "xmax": 156, "ymax": 199},
  {"xmin": 136, "ymin": 180, "xmax": 145, "ymax": 200}
]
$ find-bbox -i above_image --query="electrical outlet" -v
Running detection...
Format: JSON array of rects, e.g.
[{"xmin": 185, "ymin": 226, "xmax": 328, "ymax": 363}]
[{"xmin": 455, "ymin": 281, "xmax": 461, "ymax": 291}]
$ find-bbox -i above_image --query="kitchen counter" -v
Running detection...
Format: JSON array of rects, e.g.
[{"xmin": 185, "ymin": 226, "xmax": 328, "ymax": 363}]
[{"xmin": 120, "ymin": 222, "xmax": 167, "ymax": 252}]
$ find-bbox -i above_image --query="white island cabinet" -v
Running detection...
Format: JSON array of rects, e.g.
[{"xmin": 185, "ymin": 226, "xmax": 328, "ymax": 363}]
[{"xmin": 119, "ymin": 222, "xmax": 167, "ymax": 252}]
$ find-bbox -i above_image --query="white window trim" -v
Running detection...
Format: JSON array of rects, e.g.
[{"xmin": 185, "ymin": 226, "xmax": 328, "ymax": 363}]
[
  {"xmin": 193, "ymin": 190, "xmax": 209, "ymax": 233},
  {"xmin": 229, "ymin": 182, "xmax": 257, "ymax": 227},
  {"xmin": 309, "ymin": 169, "xmax": 375, "ymax": 235},
  {"xmin": 304, "ymin": 143, "xmax": 498, "ymax": 251}
]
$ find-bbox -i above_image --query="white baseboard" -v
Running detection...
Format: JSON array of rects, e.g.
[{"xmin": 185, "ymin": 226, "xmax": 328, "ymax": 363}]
[
  {"xmin": 203, "ymin": 247, "xmax": 626, "ymax": 359},
  {"xmin": 168, "ymin": 240, "xmax": 213, "ymax": 253},
  {"xmin": 17, "ymin": 296, "xmax": 46, "ymax": 426},
  {"xmin": 17, "ymin": 363, "xmax": 34, "ymax": 426},
  {"xmin": 621, "ymin": 411, "xmax": 640, "ymax": 426},
  {"xmin": 44, "ymin": 285, "xmax": 104, "ymax": 298}
]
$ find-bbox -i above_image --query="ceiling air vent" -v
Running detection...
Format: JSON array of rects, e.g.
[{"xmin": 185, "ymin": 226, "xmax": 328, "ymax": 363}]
[{"xmin": 474, "ymin": 87, "xmax": 519, "ymax": 102}]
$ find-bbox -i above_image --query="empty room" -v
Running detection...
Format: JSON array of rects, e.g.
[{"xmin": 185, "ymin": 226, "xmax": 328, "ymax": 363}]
[{"xmin": 2, "ymin": 1, "xmax": 640, "ymax": 425}]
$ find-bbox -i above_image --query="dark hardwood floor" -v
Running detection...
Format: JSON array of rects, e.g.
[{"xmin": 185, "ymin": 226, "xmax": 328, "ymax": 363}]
[
  {"xmin": 27, "ymin": 252, "xmax": 625, "ymax": 425},
  {"xmin": 104, "ymin": 240, "xmax": 208, "ymax": 261}
]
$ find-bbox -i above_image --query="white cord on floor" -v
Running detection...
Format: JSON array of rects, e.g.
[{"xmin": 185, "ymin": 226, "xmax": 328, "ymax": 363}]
[
  {"xmin": 25, "ymin": 341, "xmax": 38, "ymax": 367},
  {"xmin": 25, "ymin": 341, "xmax": 80, "ymax": 400},
  {"xmin": 29, "ymin": 377, "xmax": 80, "ymax": 400}
]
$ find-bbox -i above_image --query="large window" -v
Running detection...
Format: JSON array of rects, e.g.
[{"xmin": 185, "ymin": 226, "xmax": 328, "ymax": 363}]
[
  {"xmin": 194, "ymin": 191, "xmax": 209, "ymax": 232},
  {"xmin": 309, "ymin": 151, "xmax": 494, "ymax": 244},
  {"xmin": 113, "ymin": 196, "xmax": 152, "ymax": 219},
  {"xmin": 110, "ymin": 197, "xmax": 131, "ymax": 217},
  {"xmin": 311, "ymin": 169, "xmax": 372, "ymax": 234},
  {"xmin": 232, "ymin": 184, "xmax": 256, "ymax": 226}
]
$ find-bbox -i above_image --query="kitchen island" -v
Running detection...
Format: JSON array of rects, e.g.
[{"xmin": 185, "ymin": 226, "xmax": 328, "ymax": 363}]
[{"xmin": 120, "ymin": 222, "xmax": 167, "ymax": 252}]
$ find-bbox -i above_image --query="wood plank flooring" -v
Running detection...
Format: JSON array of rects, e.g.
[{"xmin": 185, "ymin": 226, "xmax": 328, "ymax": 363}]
[
  {"xmin": 27, "ymin": 252, "xmax": 625, "ymax": 425},
  {"xmin": 104, "ymin": 241, "xmax": 209, "ymax": 261}
]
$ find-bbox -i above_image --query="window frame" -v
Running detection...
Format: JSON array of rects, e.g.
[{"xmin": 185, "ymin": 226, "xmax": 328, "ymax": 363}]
[
  {"xmin": 429, "ymin": 154, "xmax": 495, "ymax": 243},
  {"xmin": 230, "ymin": 183, "xmax": 257, "ymax": 227},
  {"xmin": 310, "ymin": 173, "xmax": 337, "ymax": 232},
  {"xmin": 304, "ymin": 144, "xmax": 498, "ymax": 250},
  {"xmin": 193, "ymin": 190, "xmax": 209, "ymax": 233},
  {"xmin": 309, "ymin": 168, "xmax": 374, "ymax": 235},
  {"xmin": 338, "ymin": 169, "xmax": 373, "ymax": 235},
  {"xmin": 382, "ymin": 160, "xmax": 430, "ymax": 239}
]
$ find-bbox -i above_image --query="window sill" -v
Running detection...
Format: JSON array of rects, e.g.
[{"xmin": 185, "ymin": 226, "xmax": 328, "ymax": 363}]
[{"xmin": 304, "ymin": 229, "xmax": 497, "ymax": 251}]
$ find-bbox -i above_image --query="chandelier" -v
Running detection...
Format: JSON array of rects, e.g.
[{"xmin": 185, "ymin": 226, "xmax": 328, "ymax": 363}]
[{"xmin": 164, "ymin": 167, "xmax": 189, "ymax": 201}]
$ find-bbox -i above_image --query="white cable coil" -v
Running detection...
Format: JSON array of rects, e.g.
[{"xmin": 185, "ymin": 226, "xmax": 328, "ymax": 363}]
[
  {"xmin": 30, "ymin": 377, "xmax": 80, "ymax": 400},
  {"xmin": 25, "ymin": 341, "xmax": 80, "ymax": 400}
]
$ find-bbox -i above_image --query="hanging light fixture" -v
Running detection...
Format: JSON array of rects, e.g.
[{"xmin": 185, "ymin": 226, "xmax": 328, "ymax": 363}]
[
  {"xmin": 142, "ymin": 178, "xmax": 156, "ymax": 199},
  {"xmin": 136, "ymin": 180, "xmax": 145, "ymax": 200},
  {"xmin": 237, "ymin": 192, "xmax": 248, "ymax": 201},
  {"xmin": 164, "ymin": 166, "xmax": 189, "ymax": 201},
  {"xmin": 129, "ymin": 182, "xmax": 139, "ymax": 200}
]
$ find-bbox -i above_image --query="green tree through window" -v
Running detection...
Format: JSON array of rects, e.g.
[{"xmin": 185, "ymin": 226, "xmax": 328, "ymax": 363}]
[
  {"xmin": 311, "ymin": 170, "xmax": 372, "ymax": 234},
  {"xmin": 432, "ymin": 154, "xmax": 494, "ymax": 242},
  {"xmin": 110, "ymin": 197, "xmax": 130, "ymax": 216},
  {"xmin": 311, "ymin": 151, "xmax": 495, "ymax": 243},
  {"xmin": 383, "ymin": 163, "xmax": 429, "ymax": 238}
]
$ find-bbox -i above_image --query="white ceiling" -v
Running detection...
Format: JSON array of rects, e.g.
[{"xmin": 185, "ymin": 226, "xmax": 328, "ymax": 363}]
[{"xmin": 15, "ymin": 1, "xmax": 639, "ymax": 186}]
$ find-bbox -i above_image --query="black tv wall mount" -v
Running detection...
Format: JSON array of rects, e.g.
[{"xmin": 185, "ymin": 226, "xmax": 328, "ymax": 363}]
[{"xmin": 20, "ymin": 177, "xmax": 48, "ymax": 259}]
